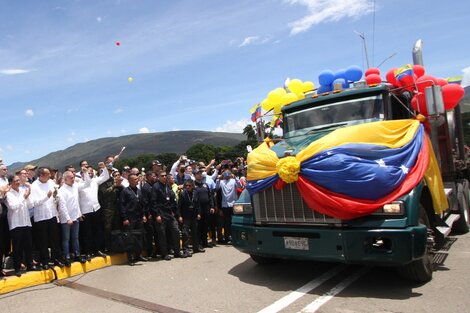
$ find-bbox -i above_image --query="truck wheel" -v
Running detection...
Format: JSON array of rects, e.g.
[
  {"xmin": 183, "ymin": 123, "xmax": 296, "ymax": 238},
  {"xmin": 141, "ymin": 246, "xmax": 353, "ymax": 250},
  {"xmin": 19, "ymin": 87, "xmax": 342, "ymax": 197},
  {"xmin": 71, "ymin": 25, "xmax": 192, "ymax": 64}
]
[
  {"xmin": 397, "ymin": 206, "xmax": 434, "ymax": 282},
  {"xmin": 452, "ymin": 181, "xmax": 470, "ymax": 234},
  {"xmin": 250, "ymin": 254, "xmax": 278, "ymax": 265}
]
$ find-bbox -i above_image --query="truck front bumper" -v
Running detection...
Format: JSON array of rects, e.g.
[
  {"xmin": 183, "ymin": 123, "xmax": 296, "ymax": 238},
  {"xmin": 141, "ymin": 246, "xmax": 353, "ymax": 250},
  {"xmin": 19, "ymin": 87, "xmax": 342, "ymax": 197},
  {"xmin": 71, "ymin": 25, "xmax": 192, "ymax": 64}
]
[{"xmin": 231, "ymin": 222, "xmax": 427, "ymax": 266}]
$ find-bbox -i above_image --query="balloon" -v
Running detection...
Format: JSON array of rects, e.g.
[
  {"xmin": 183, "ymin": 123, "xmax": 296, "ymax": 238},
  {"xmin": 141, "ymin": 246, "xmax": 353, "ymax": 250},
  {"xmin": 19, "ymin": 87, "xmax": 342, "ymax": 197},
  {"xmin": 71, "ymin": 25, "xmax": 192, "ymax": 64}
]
[
  {"xmin": 296, "ymin": 92, "xmax": 306, "ymax": 100},
  {"xmin": 116, "ymin": 41, "xmax": 121, "ymax": 46},
  {"xmin": 442, "ymin": 84, "xmax": 465, "ymax": 110},
  {"xmin": 345, "ymin": 65, "xmax": 363, "ymax": 82},
  {"xmin": 416, "ymin": 75, "xmax": 438, "ymax": 93},
  {"xmin": 302, "ymin": 81, "xmax": 315, "ymax": 92},
  {"xmin": 436, "ymin": 78, "xmax": 448, "ymax": 86},
  {"xmin": 413, "ymin": 65, "xmax": 425, "ymax": 78},
  {"xmin": 318, "ymin": 70, "xmax": 335, "ymax": 86},
  {"xmin": 273, "ymin": 102, "xmax": 283, "ymax": 115},
  {"xmin": 128, "ymin": 76, "xmax": 134, "ymax": 82},
  {"xmin": 267, "ymin": 89, "xmax": 284, "ymax": 105},
  {"xmin": 365, "ymin": 74, "xmax": 381, "ymax": 86},
  {"xmin": 365, "ymin": 68, "xmax": 380, "ymax": 77},
  {"xmin": 261, "ymin": 98, "xmax": 273, "ymax": 111},
  {"xmin": 334, "ymin": 69, "xmax": 347, "ymax": 80},
  {"xmin": 288, "ymin": 79, "xmax": 303, "ymax": 94},
  {"xmin": 333, "ymin": 78, "xmax": 348, "ymax": 89},
  {"xmin": 317, "ymin": 84, "xmax": 332, "ymax": 94},
  {"xmin": 398, "ymin": 74, "xmax": 415, "ymax": 89},
  {"xmin": 281, "ymin": 93, "xmax": 298, "ymax": 105},
  {"xmin": 386, "ymin": 68, "xmax": 399, "ymax": 87},
  {"xmin": 410, "ymin": 92, "xmax": 428, "ymax": 115}
]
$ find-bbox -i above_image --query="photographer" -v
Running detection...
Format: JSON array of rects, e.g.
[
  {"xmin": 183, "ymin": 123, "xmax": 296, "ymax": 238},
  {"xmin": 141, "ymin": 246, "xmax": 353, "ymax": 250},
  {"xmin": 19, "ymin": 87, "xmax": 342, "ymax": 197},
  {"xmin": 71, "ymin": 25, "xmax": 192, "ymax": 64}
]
[{"xmin": 170, "ymin": 155, "xmax": 193, "ymax": 188}]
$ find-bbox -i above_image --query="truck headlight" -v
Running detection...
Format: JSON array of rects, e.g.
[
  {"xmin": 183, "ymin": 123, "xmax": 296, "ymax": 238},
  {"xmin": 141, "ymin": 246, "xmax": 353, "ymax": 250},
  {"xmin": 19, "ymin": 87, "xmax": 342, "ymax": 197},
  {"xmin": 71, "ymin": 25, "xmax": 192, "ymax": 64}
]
[
  {"xmin": 233, "ymin": 203, "xmax": 253, "ymax": 215},
  {"xmin": 373, "ymin": 201, "xmax": 404, "ymax": 215}
]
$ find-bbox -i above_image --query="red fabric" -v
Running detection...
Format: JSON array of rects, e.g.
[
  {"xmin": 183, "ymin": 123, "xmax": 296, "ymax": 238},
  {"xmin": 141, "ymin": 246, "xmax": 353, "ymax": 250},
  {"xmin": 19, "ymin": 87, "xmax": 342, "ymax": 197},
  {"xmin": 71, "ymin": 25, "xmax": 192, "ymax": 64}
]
[
  {"xmin": 295, "ymin": 138, "xmax": 430, "ymax": 219},
  {"xmin": 274, "ymin": 179, "xmax": 286, "ymax": 190}
]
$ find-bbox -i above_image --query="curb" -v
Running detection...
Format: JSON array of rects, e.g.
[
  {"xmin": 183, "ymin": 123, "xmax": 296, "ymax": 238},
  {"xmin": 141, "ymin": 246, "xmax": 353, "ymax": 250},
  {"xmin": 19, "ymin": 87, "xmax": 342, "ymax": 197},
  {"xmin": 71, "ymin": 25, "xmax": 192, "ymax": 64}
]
[{"xmin": 0, "ymin": 253, "xmax": 128, "ymax": 295}]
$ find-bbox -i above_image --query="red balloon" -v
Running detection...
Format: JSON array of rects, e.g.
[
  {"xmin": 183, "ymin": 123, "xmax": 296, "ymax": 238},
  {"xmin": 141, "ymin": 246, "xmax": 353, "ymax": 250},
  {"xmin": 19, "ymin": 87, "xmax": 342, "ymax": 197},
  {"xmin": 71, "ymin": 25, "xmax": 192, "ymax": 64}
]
[
  {"xmin": 116, "ymin": 41, "xmax": 121, "ymax": 46},
  {"xmin": 412, "ymin": 65, "xmax": 425, "ymax": 78},
  {"xmin": 398, "ymin": 74, "xmax": 416, "ymax": 90},
  {"xmin": 386, "ymin": 68, "xmax": 399, "ymax": 87},
  {"xmin": 365, "ymin": 73, "xmax": 382, "ymax": 85},
  {"xmin": 365, "ymin": 68, "xmax": 380, "ymax": 77},
  {"xmin": 416, "ymin": 75, "xmax": 438, "ymax": 93},
  {"xmin": 442, "ymin": 84, "xmax": 465, "ymax": 110},
  {"xmin": 436, "ymin": 78, "xmax": 448, "ymax": 86},
  {"xmin": 411, "ymin": 92, "xmax": 428, "ymax": 115}
]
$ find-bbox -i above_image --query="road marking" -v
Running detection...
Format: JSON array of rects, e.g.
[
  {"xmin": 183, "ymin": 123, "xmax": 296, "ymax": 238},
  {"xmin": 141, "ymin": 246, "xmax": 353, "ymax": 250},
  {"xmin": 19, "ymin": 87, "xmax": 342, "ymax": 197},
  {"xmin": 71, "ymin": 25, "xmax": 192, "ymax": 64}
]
[
  {"xmin": 257, "ymin": 265, "xmax": 347, "ymax": 313},
  {"xmin": 299, "ymin": 266, "xmax": 369, "ymax": 313},
  {"xmin": 56, "ymin": 280, "xmax": 190, "ymax": 313}
]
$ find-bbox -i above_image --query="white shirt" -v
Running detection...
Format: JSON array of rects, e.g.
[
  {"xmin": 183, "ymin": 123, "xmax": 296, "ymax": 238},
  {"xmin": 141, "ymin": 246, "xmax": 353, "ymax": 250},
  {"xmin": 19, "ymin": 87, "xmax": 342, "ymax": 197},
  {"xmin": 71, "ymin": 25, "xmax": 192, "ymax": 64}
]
[
  {"xmin": 78, "ymin": 169, "xmax": 108, "ymax": 214},
  {"xmin": 30, "ymin": 179, "xmax": 57, "ymax": 222},
  {"xmin": 57, "ymin": 183, "xmax": 82, "ymax": 224},
  {"xmin": 5, "ymin": 187, "xmax": 48, "ymax": 230}
]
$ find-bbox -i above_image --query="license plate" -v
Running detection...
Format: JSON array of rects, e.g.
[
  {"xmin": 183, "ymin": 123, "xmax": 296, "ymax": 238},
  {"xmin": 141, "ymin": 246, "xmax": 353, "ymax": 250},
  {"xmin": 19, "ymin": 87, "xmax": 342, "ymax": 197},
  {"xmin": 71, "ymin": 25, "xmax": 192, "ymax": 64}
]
[{"xmin": 284, "ymin": 237, "xmax": 309, "ymax": 250}]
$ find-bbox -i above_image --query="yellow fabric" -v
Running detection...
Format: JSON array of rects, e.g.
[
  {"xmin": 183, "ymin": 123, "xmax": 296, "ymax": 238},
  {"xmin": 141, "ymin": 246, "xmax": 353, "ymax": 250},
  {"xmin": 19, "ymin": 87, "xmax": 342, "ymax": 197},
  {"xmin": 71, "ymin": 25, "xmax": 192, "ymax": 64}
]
[
  {"xmin": 424, "ymin": 136, "xmax": 448, "ymax": 214},
  {"xmin": 276, "ymin": 156, "xmax": 300, "ymax": 183},
  {"xmin": 247, "ymin": 141, "xmax": 279, "ymax": 180}
]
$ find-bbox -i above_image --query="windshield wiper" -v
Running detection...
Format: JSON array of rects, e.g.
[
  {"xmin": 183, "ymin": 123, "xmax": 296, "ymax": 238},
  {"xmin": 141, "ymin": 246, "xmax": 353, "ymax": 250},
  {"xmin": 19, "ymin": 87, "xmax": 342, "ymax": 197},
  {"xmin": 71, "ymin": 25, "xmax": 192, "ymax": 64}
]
[{"xmin": 306, "ymin": 122, "xmax": 348, "ymax": 134}]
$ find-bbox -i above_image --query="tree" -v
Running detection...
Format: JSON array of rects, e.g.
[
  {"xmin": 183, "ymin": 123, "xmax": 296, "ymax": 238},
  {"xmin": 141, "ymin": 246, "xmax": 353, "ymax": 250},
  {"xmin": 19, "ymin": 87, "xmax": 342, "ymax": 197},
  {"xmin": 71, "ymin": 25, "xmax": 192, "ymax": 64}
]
[
  {"xmin": 186, "ymin": 144, "xmax": 218, "ymax": 164},
  {"xmin": 243, "ymin": 124, "xmax": 257, "ymax": 142}
]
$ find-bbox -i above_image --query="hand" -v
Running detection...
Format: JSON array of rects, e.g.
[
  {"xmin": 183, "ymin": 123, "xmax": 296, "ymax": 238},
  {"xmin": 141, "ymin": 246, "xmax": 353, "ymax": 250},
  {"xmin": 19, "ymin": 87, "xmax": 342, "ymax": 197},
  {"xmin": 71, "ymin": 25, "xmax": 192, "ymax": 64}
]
[
  {"xmin": 79, "ymin": 216, "xmax": 84, "ymax": 222},
  {"xmin": 47, "ymin": 190, "xmax": 53, "ymax": 198},
  {"xmin": 67, "ymin": 219, "xmax": 73, "ymax": 225},
  {"xmin": 197, "ymin": 214, "xmax": 201, "ymax": 220},
  {"xmin": 23, "ymin": 187, "xmax": 31, "ymax": 199},
  {"xmin": 210, "ymin": 208, "xmax": 215, "ymax": 214},
  {"xmin": 148, "ymin": 214, "xmax": 153, "ymax": 220},
  {"xmin": 209, "ymin": 159, "xmax": 216, "ymax": 165},
  {"xmin": 178, "ymin": 217, "xmax": 183, "ymax": 224},
  {"xmin": 156, "ymin": 216, "xmax": 162, "ymax": 224},
  {"xmin": 123, "ymin": 219, "xmax": 130, "ymax": 226},
  {"xmin": 143, "ymin": 216, "xmax": 147, "ymax": 223}
]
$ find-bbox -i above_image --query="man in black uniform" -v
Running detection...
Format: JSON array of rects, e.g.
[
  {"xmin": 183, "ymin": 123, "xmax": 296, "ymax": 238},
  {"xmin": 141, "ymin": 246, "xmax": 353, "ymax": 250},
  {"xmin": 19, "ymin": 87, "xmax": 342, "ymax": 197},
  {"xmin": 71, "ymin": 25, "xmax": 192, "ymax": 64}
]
[
  {"xmin": 151, "ymin": 170, "xmax": 183, "ymax": 260},
  {"xmin": 194, "ymin": 168, "xmax": 215, "ymax": 249},
  {"xmin": 141, "ymin": 171, "xmax": 157, "ymax": 258},
  {"xmin": 119, "ymin": 173, "xmax": 148, "ymax": 265}
]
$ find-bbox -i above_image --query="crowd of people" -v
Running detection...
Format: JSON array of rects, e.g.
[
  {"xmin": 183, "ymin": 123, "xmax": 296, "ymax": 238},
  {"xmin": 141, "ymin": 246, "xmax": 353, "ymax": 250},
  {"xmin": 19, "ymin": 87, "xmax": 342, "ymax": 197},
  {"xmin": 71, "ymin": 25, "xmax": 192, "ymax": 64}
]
[{"xmin": 0, "ymin": 154, "xmax": 247, "ymax": 276}]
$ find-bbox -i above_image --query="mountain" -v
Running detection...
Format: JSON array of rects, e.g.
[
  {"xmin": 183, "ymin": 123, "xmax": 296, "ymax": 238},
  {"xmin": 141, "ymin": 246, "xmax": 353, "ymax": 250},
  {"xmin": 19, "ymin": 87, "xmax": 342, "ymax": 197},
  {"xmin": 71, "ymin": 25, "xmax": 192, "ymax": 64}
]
[{"xmin": 8, "ymin": 130, "xmax": 245, "ymax": 172}]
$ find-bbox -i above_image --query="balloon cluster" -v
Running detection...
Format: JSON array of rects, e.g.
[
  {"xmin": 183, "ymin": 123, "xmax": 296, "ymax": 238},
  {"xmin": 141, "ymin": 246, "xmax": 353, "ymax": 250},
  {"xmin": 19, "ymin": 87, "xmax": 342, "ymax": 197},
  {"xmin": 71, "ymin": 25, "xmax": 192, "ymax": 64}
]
[
  {"xmin": 317, "ymin": 65, "xmax": 363, "ymax": 93},
  {"xmin": 259, "ymin": 79, "xmax": 315, "ymax": 126},
  {"xmin": 364, "ymin": 68, "xmax": 382, "ymax": 86},
  {"xmin": 385, "ymin": 64, "xmax": 465, "ymax": 115}
]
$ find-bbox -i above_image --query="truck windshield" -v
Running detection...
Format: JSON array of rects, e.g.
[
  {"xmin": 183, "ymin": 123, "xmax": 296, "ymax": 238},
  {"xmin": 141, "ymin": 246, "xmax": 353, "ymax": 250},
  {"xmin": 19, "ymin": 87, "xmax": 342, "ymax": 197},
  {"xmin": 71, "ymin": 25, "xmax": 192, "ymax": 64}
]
[{"xmin": 284, "ymin": 94, "xmax": 384, "ymax": 138}]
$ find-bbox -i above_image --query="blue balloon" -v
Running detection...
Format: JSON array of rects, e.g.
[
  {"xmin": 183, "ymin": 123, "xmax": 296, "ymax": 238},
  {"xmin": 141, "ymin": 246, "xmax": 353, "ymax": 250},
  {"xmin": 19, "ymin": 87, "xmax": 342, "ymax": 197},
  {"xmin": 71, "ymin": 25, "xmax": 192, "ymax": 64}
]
[
  {"xmin": 317, "ymin": 84, "xmax": 332, "ymax": 93},
  {"xmin": 318, "ymin": 70, "xmax": 335, "ymax": 86},
  {"xmin": 345, "ymin": 65, "xmax": 363, "ymax": 82},
  {"xmin": 334, "ymin": 69, "xmax": 347, "ymax": 80},
  {"xmin": 333, "ymin": 78, "xmax": 349, "ymax": 89}
]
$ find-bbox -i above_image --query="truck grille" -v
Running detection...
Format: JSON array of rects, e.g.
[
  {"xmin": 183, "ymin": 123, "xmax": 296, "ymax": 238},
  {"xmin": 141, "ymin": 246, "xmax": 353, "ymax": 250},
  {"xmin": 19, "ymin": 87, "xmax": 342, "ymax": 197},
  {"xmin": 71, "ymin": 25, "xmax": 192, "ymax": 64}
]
[{"xmin": 254, "ymin": 184, "xmax": 340, "ymax": 225}]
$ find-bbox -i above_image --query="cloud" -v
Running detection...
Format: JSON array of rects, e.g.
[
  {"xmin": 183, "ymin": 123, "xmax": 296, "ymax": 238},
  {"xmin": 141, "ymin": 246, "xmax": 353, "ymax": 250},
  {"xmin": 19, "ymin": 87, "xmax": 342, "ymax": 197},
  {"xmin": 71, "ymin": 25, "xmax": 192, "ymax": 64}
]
[
  {"xmin": 138, "ymin": 127, "xmax": 150, "ymax": 134},
  {"xmin": 286, "ymin": 0, "xmax": 375, "ymax": 35},
  {"xmin": 120, "ymin": 129, "xmax": 127, "ymax": 134},
  {"xmin": 239, "ymin": 36, "xmax": 269, "ymax": 47},
  {"xmin": 0, "ymin": 68, "xmax": 35, "ymax": 75},
  {"xmin": 114, "ymin": 108, "xmax": 123, "ymax": 114},
  {"xmin": 25, "ymin": 109, "xmax": 34, "ymax": 117},
  {"xmin": 214, "ymin": 119, "xmax": 249, "ymax": 133},
  {"xmin": 461, "ymin": 66, "xmax": 470, "ymax": 87}
]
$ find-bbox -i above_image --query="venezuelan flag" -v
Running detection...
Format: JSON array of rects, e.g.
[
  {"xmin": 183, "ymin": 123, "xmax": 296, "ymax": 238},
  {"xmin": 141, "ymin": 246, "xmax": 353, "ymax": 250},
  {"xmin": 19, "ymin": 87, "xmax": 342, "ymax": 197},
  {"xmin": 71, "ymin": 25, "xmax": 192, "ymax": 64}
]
[
  {"xmin": 447, "ymin": 76, "xmax": 462, "ymax": 85},
  {"xmin": 246, "ymin": 120, "xmax": 447, "ymax": 219},
  {"xmin": 250, "ymin": 103, "xmax": 261, "ymax": 122},
  {"xmin": 394, "ymin": 64, "xmax": 413, "ymax": 81}
]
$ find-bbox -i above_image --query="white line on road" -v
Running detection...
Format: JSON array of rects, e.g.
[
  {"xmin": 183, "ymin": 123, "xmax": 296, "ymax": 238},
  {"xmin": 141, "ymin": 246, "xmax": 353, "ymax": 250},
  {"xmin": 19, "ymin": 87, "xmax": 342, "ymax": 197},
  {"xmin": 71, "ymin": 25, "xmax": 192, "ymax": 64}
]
[
  {"xmin": 299, "ymin": 266, "xmax": 369, "ymax": 313},
  {"xmin": 257, "ymin": 265, "xmax": 347, "ymax": 313}
]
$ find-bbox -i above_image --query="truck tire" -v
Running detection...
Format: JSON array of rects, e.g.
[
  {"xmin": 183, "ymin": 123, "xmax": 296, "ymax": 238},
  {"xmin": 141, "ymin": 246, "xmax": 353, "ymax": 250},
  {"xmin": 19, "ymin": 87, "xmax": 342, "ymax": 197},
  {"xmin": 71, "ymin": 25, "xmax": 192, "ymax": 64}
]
[
  {"xmin": 452, "ymin": 181, "xmax": 470, "ymax": 234},
  {"xmin": 250, "ymin": 254, "xmax": 278, "ymax": 265},
  {"xmin": 397, "ymin": 206, "xmax": 434, "ymax": 282}
]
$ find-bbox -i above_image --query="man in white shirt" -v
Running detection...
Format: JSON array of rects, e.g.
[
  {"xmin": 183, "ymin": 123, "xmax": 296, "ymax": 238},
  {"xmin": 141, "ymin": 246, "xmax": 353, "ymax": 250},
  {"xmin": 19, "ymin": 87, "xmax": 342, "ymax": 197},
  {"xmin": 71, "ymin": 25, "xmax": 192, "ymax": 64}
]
[
  {"xmin": 30, "ymin": 167, "xmax": 64, "ymax": 269},
  {"xmin": 78, "ymin": 161, "xmax": 109, "ymax": 259},
  {"xmin": 58, "ymin": 171, "xmax": 87, "ymax": 266}
]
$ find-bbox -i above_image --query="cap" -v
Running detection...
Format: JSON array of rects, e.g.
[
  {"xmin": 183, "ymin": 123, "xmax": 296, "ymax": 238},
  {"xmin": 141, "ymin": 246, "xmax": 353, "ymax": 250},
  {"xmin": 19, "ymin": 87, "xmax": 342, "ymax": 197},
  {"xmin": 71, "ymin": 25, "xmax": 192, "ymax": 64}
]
[
  {"xmin": 122, "ymin": 166, "xmax": 131, "ymax": 172},
  {"xmin": 24, "ymin": 164, "xmax": 38, "ymax": 171},
  {"xmin": 152, "ymin": 160, "xmax": 162, "ymax": 166},
  {"xmin": 195, "ymin": 168, "xmax": 205, "ymax": 174}
]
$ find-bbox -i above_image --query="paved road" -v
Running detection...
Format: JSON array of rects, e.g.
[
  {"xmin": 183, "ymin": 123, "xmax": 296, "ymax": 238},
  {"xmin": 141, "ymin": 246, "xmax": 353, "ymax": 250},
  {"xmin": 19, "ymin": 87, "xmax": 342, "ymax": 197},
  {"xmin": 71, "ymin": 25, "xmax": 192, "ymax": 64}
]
[{"xmin": 1, "ymin": 232, "xmax": 470, "ymax": 313}]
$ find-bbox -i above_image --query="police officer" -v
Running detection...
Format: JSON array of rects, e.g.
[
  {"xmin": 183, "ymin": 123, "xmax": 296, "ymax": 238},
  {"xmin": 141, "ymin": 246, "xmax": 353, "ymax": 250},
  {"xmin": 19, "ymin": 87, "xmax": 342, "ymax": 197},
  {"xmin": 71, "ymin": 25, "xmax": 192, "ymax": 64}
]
[{"xmin": 194, "ymin": 168, "xmax": 215, "ymax": 248}]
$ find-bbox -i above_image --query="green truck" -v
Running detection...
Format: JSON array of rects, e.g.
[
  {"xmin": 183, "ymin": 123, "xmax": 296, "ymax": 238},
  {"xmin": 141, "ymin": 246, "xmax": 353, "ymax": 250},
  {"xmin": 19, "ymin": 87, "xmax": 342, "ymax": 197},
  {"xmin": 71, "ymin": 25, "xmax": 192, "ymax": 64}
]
[{"xmin": 231, "ymin": 40, "xmax": 469, "ymax": 282}]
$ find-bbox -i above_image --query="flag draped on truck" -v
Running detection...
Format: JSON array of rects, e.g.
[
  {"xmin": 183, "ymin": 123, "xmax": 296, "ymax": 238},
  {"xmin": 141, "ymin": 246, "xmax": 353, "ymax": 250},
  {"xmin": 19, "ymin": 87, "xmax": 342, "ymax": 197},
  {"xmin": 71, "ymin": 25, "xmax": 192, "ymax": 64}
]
[{"xmin": 246, "ymin": 119, "xmax": 447, "ymax": 219}]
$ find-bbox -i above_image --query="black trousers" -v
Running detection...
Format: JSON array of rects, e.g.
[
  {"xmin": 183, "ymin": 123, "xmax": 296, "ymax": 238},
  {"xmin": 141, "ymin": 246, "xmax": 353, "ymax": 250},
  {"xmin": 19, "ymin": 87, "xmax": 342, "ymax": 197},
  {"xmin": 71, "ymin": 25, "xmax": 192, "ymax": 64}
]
[
  {"xmin": 155, "ymin": 217, "xmax": 180, "ymax": 257},
  {"xmin": 182, "ymin": 215, "xmax": 198, "ymax": 252},
  {"xmin": 80, "ymin": 210, "xmax": 104, "ymax": 255},
  {"xmin": 144, "ymin": 217, "xmax": 158, "ymax": 256},
  {"xmin": 198, "ymin": 203, "xmax": 210, "ymax": 246},
  {"xmin": 217, "ymin": 207, "xmax": 233, "ymax": 242},
  {"xmin": 10, "ymin": 226, "xmax": 33, "ymax": 271},
  {"xmin": 33, "ymin": 217, "xmax": 61, "ymax": 264},
  {"xmin": 123, "ymin": 219, "xmax": 143, "ymax": 260},
  {"xmin": 0, "ymin": 213, "xmax": 10, "ymax": 269}
]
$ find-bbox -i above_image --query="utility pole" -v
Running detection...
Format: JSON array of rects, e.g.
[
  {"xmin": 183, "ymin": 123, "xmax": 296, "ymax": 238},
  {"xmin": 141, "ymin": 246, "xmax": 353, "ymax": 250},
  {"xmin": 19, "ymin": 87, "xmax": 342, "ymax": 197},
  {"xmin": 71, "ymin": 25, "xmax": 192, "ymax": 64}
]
[{"xmin": 354, "ymin": 30, "xmax": 370, "ymax": 69}]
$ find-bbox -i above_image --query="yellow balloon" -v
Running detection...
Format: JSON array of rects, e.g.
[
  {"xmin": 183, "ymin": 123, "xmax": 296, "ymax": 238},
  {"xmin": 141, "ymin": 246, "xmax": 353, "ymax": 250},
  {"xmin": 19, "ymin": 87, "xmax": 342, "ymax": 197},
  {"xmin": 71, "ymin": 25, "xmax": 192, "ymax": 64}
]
[
  {"xmin": 288, "ymin": 79, "xmax": 303, "ymax": 94},
  {"xmin": 275, "ymin": 87, "xmax": 287, "ymax": 96},
  {"xmin": 296, "ymin": 92, "xmax": 306, "ymax": 100},
  {"xmin": 281, "ymin": 93, "xmax": 298, "ymax": 105},
  {"xmin": 267, "ymin": 89, "xmax": 282, "ymax": 105},
  {"xmin": 302, "ymin": 81, "xmax": 315, "ymax": 92},
  {"xmin": 128, "ymin": 76, "xmax": 134, "ymax": 82},
  {"xmin": 261, "ymin": 98, "xmax": 273, "ymax": 111},
  {"xmin": 273, "ymin": 102, "xmax": 283, "ymax": 115}
]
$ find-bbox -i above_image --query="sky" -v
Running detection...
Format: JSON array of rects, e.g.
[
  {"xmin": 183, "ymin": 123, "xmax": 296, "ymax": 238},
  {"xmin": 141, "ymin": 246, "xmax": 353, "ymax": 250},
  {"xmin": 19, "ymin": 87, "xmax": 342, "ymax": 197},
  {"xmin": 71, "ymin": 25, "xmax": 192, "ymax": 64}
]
[{"xmin": 1, "ymin": 0, "xmax": 469, "ymax": 165}]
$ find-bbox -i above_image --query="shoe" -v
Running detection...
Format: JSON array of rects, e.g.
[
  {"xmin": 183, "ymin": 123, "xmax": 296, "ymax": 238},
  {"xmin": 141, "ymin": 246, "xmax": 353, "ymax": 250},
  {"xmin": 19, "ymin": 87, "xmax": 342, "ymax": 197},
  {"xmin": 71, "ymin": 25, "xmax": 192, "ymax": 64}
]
[
  {"xmin": 85, "ymin": 254, "xmax": 92, "ymax": 261},
  {"xmin": 64, "ymin": 259, "xmax": 71, "ymax": 267},
  {"xmin": 27, "ymin": 265, "xmax": 41, "ymax": 271},
  {"xmin": 193, "ymin": 246, "xmax": 206, "ymax": 253},
  {"xmin": 15, "ymin": 270, "xmax": 22, "ymax": 277},
  {"xmin": 95, "ymin": 250, "xmax": 107, "ymax": 258},
  {"xmin": 54, "ymin": 260, "xmax": 65, "ymax": 268},
  {"xmin": 174, "ymin": 251, "xmax": 186, "ymax": 258},
  {"xmin": 164, "ymin": 255, "xmax": 173, "ymax": 261},
  {"xmin": 136, "ymin": 256, "xmax": 148, "ymax": 262},
  {"xmin": 41, "ymin": 263, "xmax": 50, "ymax": 270},
  {"xmin": 204, "ymin": 242, "xmax": 214, "ymax": 248},
  {"xmin": 75, "ymin": 256, "xmax": 87, "ymax": 264},
  {"xmin": 128, "ymin": 260, "xmax": 135, "ymax": 266},
  {"xmin": 183, "ymin": 251, "xmax": 192, "ymax": 258}
]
